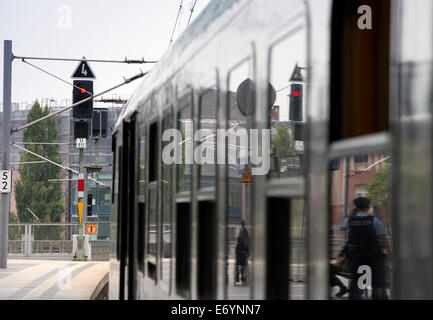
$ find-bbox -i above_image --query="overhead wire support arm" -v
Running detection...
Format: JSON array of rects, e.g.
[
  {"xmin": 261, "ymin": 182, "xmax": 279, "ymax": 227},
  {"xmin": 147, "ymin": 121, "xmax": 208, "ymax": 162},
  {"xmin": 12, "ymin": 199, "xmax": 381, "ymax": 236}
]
[
  {"xmin": 11, "ymin": 70, "xmax": 149, "ymax": 134},
  {"xmin": 12, "ymin": 54, "xmax": 158, "ymax": 64},
  {"xmin": 21, "ymin": 58, "xmax": 93, "ymax": 95}
]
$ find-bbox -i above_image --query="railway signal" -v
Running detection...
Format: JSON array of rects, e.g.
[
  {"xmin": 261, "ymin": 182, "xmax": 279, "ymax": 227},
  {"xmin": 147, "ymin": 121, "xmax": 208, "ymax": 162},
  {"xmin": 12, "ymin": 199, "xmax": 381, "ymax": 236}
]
[
  {"xmin": 71, "ymin": 59, "xmax": 96, "ymax": 261},
  {"xmin": 289, "ymin": 83, "xmax": 303, "ymax": 122},
  {"xmin": 72, "ymin": 80, "xmax": 93, "ymax": 119}
]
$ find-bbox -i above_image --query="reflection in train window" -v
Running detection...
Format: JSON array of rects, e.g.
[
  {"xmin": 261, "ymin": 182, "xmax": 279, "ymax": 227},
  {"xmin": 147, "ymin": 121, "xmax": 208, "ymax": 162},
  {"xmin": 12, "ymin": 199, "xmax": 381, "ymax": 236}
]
[
  {"xmin": 177, "ymin": 97, "xmax": 193, "ymax": 193},
  {"xmin": 147, "ymin": 122, "xmax": 158, "ymax": 280},
  {"xmin": 198, "ymin": 87, "xmax": 217, "ymax": 188},
  {"xmin": 267, "ymin": 25, "xmax": 308, "ymax": 299},
  {"xmin": 160, "ymin": 111, "xmax": 173, "ymax": 290},
  {"xmin": 329, "ymin": 153, "xmax": 392, "ymax": 299},
  {"xmin": 175, "ymin": 93, "xmax": 193, "ymax": 298},
  {"xmin": 225, "ymin": 59, "xmax": 252, "ymax": 299},
  {"xmin": 269, "ymin": 27, "xmax": 307, "ymax": 179},
  {"xmin": 330, "ymin": 0, "xmax": 390, "ymax": 142},
  {"xmin": 137, "ymin": 135, "xmax": 146, "ymax": 272}
]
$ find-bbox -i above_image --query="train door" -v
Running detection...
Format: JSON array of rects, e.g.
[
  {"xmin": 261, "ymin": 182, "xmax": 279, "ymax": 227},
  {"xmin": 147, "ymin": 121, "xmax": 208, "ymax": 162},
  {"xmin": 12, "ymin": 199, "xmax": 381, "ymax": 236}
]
[
  {"xmin": 127, "ymin": 115, "xmax": 137, "ymax": 299},
  {"xmin": 196, "ymin": 82, "xmax": 218, "ymax": 299},
  {"xmin": 109, "ymin": 132, "xmax": 121, "ymax": 300},
  {"xmin": 328, "ymin": 0, "xmax": 393, "ymax": 300},
  {"xmin": 160, "ymin": 107, "xmax": 174, "ymax": 295},
  {"xmin": 224, "ymin": 57, "xmax": 254, "ymax": 300},
  {"xmin": 263, "ymin": 14, "xmax": 309, "ymax": 299},
  {"xmin": 146, "ymin": 119, "xmax": 159, "ymax": 284},
  {"xmin": 175, "ymin": 93, "xmax": 193, "ymax": 299},
  {"xmin": 391, "ymin": 0, "xmax": 433, "ymax": 299},
  {"xmin": 117, "ymin": 117, "xmax": 137, "ymax": 300},
  {"xmin": 135, "ymin": 115, "xmax": 146, "ymax": 299}
]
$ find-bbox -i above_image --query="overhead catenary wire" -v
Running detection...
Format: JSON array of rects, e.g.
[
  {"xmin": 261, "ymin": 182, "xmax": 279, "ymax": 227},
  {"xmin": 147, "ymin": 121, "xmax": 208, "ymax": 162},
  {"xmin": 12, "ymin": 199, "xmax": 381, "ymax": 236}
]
[
  {"xmin": 13, "ymin": 55, "xmax": 157, "ymax": 64},
  {"xmin": 169, "ymin": 0, "xmax": 184, "ymax": 45},
  {"xmin": 21, "ymin": 59, "xmax": 93, "ymax": 95},
  {"xmin": 186, "ymin": 0, "xmax": 198, "ymax": 27},
  {"xmin": 11, "ymin": 142, "xmax": 111, "ymax": 189}
]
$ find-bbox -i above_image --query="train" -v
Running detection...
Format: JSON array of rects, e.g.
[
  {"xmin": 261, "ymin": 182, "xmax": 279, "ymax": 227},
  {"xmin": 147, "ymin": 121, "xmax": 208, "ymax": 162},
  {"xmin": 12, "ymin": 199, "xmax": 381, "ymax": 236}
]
[{"xmin": 109, "ymin": 0, "xmax": 433, "ymax": 299}]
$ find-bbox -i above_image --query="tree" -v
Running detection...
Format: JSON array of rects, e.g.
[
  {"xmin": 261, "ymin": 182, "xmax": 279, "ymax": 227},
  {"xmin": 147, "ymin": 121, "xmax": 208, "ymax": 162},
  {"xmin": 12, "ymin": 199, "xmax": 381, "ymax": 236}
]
[
  {"xmin": 272, "ymin": 125, "xmax": 295, "ymax": 158},
  {"xmin": 14, "ymin": 101, "xmax": 65, "ymax": 239},
  {"xmin": 9, "ymin": 211, "xmax": 22, "ymax": 241},
  {"xmin": 367, "ymin": 166, "xmax": 390, "ymax": 220}
]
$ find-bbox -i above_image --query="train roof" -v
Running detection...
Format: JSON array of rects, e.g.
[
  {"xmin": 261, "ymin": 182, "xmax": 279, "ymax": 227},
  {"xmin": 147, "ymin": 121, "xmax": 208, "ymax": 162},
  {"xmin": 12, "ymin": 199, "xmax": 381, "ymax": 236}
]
[{"xmin": 114, "ymin": 0, "xmax": 243, "ymax": 130}]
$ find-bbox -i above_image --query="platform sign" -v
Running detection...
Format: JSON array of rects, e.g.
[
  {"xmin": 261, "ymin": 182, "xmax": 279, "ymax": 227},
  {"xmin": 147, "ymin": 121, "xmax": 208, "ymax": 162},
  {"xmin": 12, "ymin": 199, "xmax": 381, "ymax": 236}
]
[
  {"xmin": 86, "ymin": 223, "xmax": 97, "ymax": 235},
  {"xmin": 1, "ymin": 170, "xmax": 12, "ymax": 193},
  {"xmin": 76, "ymin": 138, "xmax": 86, "ymax": 149}
]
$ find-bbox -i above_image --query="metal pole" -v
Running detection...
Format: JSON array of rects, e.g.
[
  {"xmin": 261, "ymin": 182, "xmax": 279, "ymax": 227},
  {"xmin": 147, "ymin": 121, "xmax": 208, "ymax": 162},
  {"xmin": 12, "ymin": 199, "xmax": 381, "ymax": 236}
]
[
  {"xmin": 1, "ymin": 40, "xmax": 12, "ymax": 268},
  {"xmin": 343, "ymin": 157, "xmax": 350, "ymax": 223},
  {"xmin": 75, "ymin": 148, "xmax": 85, "ymax": 260}
]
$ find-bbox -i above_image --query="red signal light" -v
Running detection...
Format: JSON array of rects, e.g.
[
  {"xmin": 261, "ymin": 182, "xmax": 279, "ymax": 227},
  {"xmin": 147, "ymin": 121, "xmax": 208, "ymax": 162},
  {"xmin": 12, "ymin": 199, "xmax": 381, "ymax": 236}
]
[
  {"xmin": 293, "ymin": 91, "xmax": 300, "ymax": 97},
  {"xmin": 81, "ymin": 88, "xmax": 86, "ymax": 94}
]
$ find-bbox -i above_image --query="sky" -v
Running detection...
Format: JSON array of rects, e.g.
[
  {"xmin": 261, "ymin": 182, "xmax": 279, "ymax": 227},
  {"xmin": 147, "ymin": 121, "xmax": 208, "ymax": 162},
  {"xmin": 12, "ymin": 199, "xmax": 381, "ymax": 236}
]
[{"xmin": 0, "ymin": 0, "xmax": 211, "ymax": 109}]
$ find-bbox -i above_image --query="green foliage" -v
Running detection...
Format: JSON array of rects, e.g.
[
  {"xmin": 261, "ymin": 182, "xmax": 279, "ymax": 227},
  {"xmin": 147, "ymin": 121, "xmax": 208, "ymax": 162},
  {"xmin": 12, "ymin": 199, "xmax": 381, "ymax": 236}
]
[
  {"xmin": 367, "ymin": 166, "xmax": 390, "ymax": 218},
  {"xmin": 14, "ymin": 101, "xmax": 65, "ymax": 239},
  {"xmin": 272, "ymin": 125, "xmax": 295, "ymax": 158},
  {"xmin": 8, "ymin": 211, "xmax": 21, "ymax": 241}
]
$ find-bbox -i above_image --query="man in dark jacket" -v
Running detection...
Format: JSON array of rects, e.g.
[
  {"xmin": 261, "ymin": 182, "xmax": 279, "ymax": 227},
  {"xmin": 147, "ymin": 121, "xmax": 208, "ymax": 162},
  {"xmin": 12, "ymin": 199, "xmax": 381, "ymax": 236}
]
[{"xmin": 342, "ymin": 197, "xmax": 389, "ymax": 299}]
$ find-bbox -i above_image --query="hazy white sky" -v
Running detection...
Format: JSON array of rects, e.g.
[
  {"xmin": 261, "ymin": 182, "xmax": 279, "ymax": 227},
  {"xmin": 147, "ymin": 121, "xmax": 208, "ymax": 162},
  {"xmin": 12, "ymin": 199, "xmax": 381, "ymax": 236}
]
[{"xmin": 0, "ymin": 0, "xmax": 211, "ymax": 107}]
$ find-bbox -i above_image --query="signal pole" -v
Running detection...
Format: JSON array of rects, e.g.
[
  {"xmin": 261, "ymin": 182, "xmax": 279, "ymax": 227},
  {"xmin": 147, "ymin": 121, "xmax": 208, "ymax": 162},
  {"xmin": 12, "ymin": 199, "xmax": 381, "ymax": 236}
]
[
  {"xmin": 75, "ymin": 146, "xmax": 86, "ymax": 260},
  {"xmin": 1, "ymin": 40, "xmax": 12, "ymax": 268}
]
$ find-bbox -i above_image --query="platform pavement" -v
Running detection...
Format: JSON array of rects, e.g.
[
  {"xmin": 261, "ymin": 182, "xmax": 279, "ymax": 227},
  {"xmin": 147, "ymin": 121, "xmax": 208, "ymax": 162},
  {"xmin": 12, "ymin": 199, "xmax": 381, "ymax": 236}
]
[{"xmin": 0, "ymin": 259, "xmax": 108, "ymax": 300}]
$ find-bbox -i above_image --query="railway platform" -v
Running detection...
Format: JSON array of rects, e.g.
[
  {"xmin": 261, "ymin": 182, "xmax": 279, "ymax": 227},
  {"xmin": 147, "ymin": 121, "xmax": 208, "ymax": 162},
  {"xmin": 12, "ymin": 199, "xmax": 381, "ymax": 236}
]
[{"xmin": 0, "ymin": 259, "xmax": 108, "ymax": 300}]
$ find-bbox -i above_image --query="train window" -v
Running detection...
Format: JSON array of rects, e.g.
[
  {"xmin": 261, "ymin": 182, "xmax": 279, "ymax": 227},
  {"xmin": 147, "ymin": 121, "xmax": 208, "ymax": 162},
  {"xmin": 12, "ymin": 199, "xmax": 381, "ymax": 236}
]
[
  {"xmin": 177, "ymin": 96, "xmax": 193, "ymax": 194},
  {"xmin": 198, "ymin": 87, "xmax": 218, "ymax": 188},
  {"xmin": 138, "ymin": 136, "xmax": 146, "ymax": 199},
  {"xmin": 225, "ymin": 58, "xmax": 253, "ymax": 299},
  {"xmin": 269, "ymin": 27, "xmax": 307, "ymax": 179},
  {"xmin": 160, "ymin": 110, "xmax": 173, "ymax": 290},
  {"xmin": 147, "ymin": 121, "xmax": 159, "ymax": 280},
  {"xmin": 147, "ymin": 182, "xmax": 158, "ymax": 280},
  {"xmin": 137, "ymin": 135, "xmax": 146, "ymax": 273},
  {"xmin": 329, "ymin": 153, "xmax": 392, "ymax": 300},
  {"xmin": 266, "ymin": 24, "xmax": 308, "ymax": 299},
  {"xmin": 195, "ymin": 86, "xmax": 218, "ymax": 299},
  {"xmin": 330, "ymin": 0, "xmax": 390, "ymax": 142},
  {"xmin": 114, "ymin": 144, "xmax": 121, "ymax": 260},
  {"xmin": 149, "ymin": 122, "xmax": 158, "ymax": 182},
  {"xmin": 175, "ymin": 93, "xmax": 193, "ymax": 299},
  {"xmin": 111, "ymin": 135, "xmax": 116, "ymax": 204}
]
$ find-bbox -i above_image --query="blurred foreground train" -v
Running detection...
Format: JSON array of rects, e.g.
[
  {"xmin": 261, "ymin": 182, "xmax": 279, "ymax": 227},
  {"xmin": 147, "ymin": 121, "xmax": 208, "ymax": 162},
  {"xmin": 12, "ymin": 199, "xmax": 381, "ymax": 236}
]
[{"xmin": 109, "ymin": 0, "xmax": 433, "ymax": 299}]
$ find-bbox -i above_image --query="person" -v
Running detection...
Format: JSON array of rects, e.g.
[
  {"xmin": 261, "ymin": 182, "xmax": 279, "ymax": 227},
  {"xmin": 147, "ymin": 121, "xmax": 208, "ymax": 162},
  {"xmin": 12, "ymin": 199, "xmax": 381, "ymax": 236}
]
[
  {"xmin": 235, "ymin": 220, "xmax": 250, "ymax": 285},
  {"xmin": 341, "ymin": 197, "xmax": 389, "ymax": 300},
  {"xmin": 330, "ymin": 261, "xmax": 349, "ymax": 298},
  {"xmin": 329, "ymin": 207, "xmax": 359, "ymax": 298}
]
